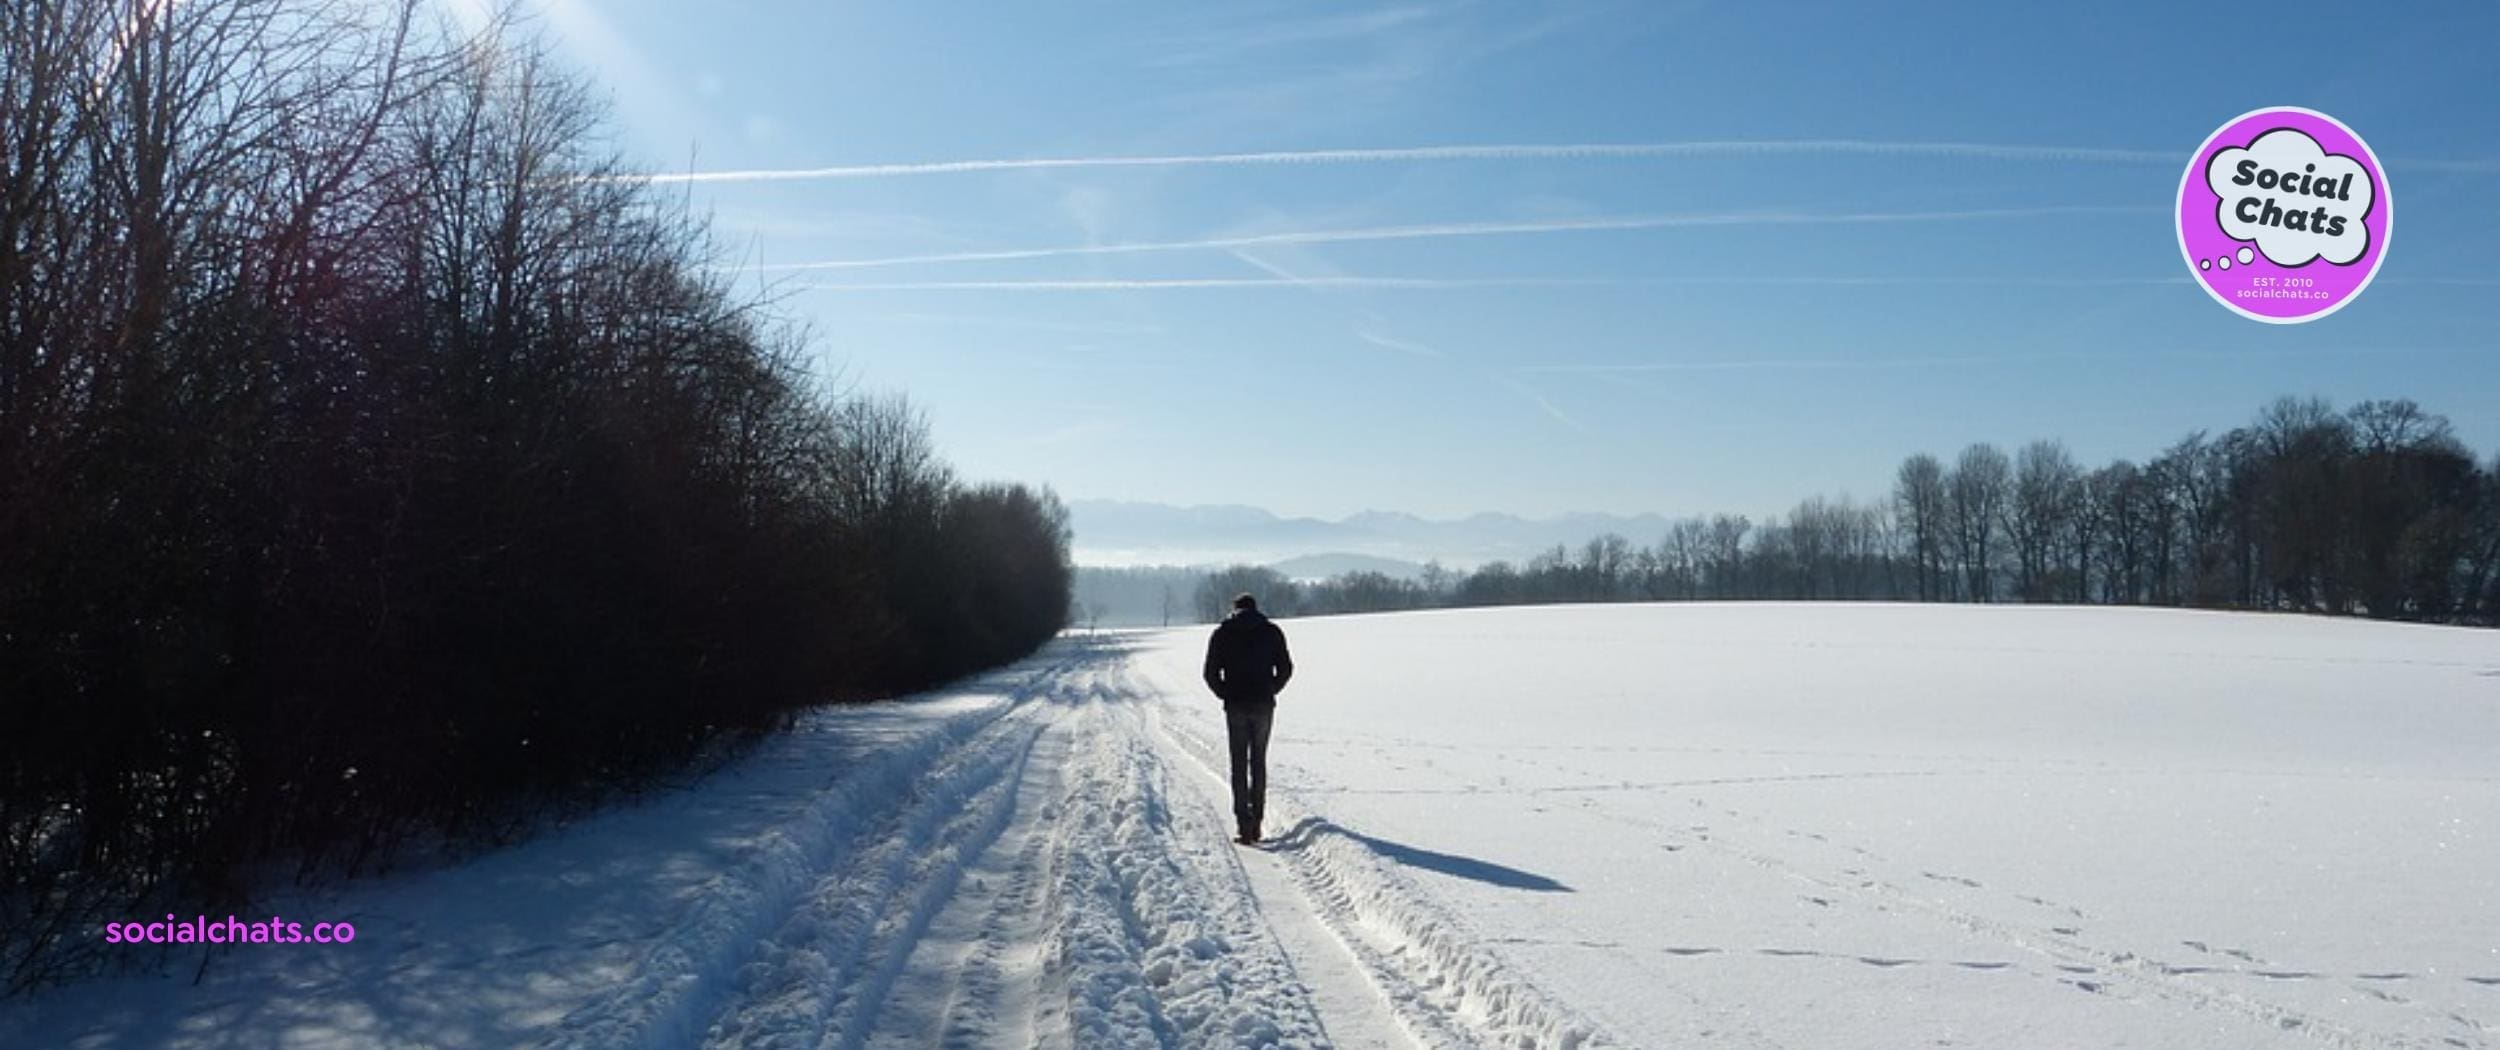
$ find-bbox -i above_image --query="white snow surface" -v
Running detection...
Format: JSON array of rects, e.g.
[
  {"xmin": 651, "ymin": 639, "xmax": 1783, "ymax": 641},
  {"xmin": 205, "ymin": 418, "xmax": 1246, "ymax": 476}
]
[{"xmin": 6, "ymin": 603, "xmax": 2498, "ymax": 1049}]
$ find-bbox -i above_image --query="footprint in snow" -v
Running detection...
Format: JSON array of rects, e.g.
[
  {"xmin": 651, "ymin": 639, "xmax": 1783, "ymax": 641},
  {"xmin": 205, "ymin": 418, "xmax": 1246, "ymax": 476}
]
[{"xmin": 2017, "ymin": 894, "xmax": 2085, "ymax": 919}]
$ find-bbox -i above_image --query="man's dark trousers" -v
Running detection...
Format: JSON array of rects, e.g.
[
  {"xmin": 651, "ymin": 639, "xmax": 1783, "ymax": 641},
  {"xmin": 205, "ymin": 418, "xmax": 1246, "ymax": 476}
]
[{"xmin": 1226, "ymin": 702, "xmax": 1275, "ymax": 836}]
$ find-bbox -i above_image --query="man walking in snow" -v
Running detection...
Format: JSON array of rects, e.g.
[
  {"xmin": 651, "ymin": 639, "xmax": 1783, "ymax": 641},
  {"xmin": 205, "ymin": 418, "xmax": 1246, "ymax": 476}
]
[{"xmin": 1203, "ymin": 593, "xmax": 1293, "ymax": 845}]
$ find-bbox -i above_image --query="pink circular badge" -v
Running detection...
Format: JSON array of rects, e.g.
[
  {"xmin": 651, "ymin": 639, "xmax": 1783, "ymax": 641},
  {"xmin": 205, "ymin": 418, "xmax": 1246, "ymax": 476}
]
[{"xmin": 2176, "ymin": 107, "xmax": 2390, "ymax": 324}]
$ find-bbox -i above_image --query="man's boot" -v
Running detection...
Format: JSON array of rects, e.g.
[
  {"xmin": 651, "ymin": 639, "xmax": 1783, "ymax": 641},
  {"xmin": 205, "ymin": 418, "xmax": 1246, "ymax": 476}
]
[{"xmin": 1236, "ymin": 816, "xmax": 1255, "ymax": 845}]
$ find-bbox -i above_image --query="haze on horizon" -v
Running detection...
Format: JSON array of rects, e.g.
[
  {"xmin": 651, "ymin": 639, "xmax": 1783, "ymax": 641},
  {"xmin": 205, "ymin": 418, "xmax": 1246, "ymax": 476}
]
[{"xmin": 538, "ymin": 0, "xmax": 2496, "ymax": 520}]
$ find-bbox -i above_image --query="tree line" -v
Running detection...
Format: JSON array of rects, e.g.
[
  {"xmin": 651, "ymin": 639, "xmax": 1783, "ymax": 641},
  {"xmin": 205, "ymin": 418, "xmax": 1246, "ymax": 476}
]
[
  {"xmin": 1, "ymin": 1, "xmax": 1070, "ymax": 992},
  {"xmin": 1194, "ymin": 396, "xmax": 2499, "ymax": 624}
]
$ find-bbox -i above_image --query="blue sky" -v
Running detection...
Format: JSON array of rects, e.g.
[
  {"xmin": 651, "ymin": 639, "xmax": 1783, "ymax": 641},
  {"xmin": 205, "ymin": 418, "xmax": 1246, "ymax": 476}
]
[{"xmin": 495, "ymin": 0, "xmax": 2498, "ymax": 520}]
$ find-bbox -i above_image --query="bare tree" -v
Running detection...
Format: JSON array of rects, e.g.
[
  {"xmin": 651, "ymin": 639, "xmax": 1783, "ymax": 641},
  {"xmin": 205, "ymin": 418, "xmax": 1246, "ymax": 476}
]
[
  {"xmin": 2349, "ymin": 398, "xmax": 2451, "ymax": 457},
  {"xmin": 2155, "ymin": 432, "xmax": 2229, "ymax": 604},
  {"xmin": 1583, "ymin": 533, "xmax": 1632, "ymax": 600},
  {"xmin": 1663, "ymin": 518, "xmax": 1706, "ymax": 600},
  {"xmin": 1840, "ymin": 498, "xmax": 1889, "ymax": 600},
  {"xmin": 2465, "ymin": 456, "xmax": 2500, "ymax": 622},
  {"xmin": 2068, "ymin": 466, "xmax": 2103, "ymax": 602},
  {"xmin": 2005, "ymin": 440, "xmax": 2080, "ymax": 602},
  {"xmin": 1893, "ymin": 454, "xmax": 1948, "ymax": 601},
  {"xmin": 1705, "ymin": 514, "xmax": 1750, "ymax": 599},
  {"xmin": 2092, "ymin": 461, "xmax": 2146, "ymax": 602},
  {"xmin": 1946, "ymin": 443, "xmax": 2009, "ymax": 601}
]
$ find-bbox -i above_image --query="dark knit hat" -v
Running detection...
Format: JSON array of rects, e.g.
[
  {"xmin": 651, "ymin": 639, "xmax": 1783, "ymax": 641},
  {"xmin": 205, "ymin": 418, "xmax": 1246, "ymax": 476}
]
[{"xmin": 1232, "ymin": 593, "xmax": 1257, "ymax": 611}]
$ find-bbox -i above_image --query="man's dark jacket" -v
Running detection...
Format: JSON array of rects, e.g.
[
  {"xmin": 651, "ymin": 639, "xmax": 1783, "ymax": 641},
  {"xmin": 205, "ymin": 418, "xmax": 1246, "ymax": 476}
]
[{"xmin": 1203, "ymin": 609, "xmax": 1293, "ymax": 708}]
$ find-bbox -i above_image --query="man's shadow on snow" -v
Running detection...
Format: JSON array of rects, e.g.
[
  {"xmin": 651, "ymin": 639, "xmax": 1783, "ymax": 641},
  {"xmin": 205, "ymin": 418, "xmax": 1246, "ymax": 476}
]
[{"xmin": 1261, "ymin": 817, "xmax": 1572, "ymax": 893}]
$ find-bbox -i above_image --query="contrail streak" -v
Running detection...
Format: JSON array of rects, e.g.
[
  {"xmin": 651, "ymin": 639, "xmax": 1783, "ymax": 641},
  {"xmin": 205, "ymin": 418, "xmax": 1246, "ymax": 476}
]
[
  {"xmin": 630, "ymin": 140, "xmax": 2182, "ymax": 184},
  {"xmin": 1226, "ymin": 248, "xmax": 1324, "ymax": 289},
  {"xmin": 1518, "ymin": 351, "xmax": 2111, "ymax": 374},
  {"xmin": 794, "ymin": 277, "xmax": 1612, "ymax": 291},
  {"xmin": 791, "ymin": 274, "xmax": 2185, "ymax": 293},
  {"xmin": 1494, "ymin": 376, "xmax": 1593, "ymax": 436},
  {"xmin": 1355, "ymin": 329, "xmax": 1445, "ymax": 358},
  {"xmin": 1522, "ymin": 343, "xmax": 2487, "ymax": 374},
  {"xmin": 747, "ymin": 206, "xmax": 2160, "ymax": 272}
]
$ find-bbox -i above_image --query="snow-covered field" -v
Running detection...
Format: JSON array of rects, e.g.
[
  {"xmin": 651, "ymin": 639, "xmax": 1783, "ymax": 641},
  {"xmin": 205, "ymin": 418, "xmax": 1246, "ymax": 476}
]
[{"xmin": 6, "ymin": 604, "xmax": 2497, "ymax": 1049}]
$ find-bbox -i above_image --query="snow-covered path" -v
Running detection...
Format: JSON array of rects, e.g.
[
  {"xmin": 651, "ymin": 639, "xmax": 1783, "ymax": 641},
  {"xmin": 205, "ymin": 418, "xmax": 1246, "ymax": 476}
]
[
  {"xmin": 2, "ymin": 634, "xmax": 1605, "ymax": 1049},
  {"xmin": 529, "ymin": 636, "xmax": 1557, "ymax": 1050},
  {"xmin": 7, "ymin": 605, "xmax": 2497, "ymax": 1049}
]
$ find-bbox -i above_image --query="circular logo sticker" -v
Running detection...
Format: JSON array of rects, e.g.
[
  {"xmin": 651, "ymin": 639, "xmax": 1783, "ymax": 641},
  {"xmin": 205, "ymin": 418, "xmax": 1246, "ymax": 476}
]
[{"xmin": 2176, "ymin": 107, "xmax": 2390, "ymax": 324}]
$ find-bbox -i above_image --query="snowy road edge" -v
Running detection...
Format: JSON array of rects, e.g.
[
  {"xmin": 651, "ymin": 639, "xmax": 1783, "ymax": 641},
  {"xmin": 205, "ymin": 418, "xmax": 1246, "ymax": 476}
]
[{"xmin": 535, "ymin": 651, "xmax": 1080, "ymax": 1050}]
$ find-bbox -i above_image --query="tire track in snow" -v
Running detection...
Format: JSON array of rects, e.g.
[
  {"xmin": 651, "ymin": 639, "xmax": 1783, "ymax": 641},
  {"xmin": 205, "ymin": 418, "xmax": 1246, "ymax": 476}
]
[
  {"xmin": 911, "ymin": 782, "xmax": 1063, "ymax": 1048},
  {"xmin": 549, "ymin": 639, "xmax": 1363, "ymax": 1050},
  {"xmin": 1110, "ymin": 695, "xmax": 1418, "ymax": 1050},
  {"xmin": 1227, "ymin": 827, "xmax": 1418, "ymax": 1050},
  {"xmin": 537, "ymin": 646, "xmax": 1093, "ymax": 1050},
  {"xmin": 698, "ymin": 704, "xmax": 1046, "ymax": 1049},
  {"xmin": 1030, "ymin": 680, "xmax": 1338, "ymax": 1048},
  {"xmin": 1150, "ymin": 703, "xmax": 1617, "ymax": 1049}
]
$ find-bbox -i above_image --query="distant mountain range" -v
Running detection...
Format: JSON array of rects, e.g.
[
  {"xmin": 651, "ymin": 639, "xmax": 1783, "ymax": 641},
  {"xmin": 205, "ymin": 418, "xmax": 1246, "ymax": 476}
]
[
  {"xmin": 1267, "ymin": 552, "xmax": 1429, "ymax": 581},
  {"xmin": 1069, "ymin": 500, "xmax": 1674, "ymax": 570}
]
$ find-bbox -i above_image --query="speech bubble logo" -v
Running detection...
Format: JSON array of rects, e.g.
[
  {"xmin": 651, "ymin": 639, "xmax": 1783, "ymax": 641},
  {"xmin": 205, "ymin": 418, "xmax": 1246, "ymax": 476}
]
[
  {"xmin": 2177, "ymin": 108, "xmax": 2390, "ymax": 324},
  {"xmin": 2205, "ymin": 128, "xmax": 2373, "ymax": 267}
]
